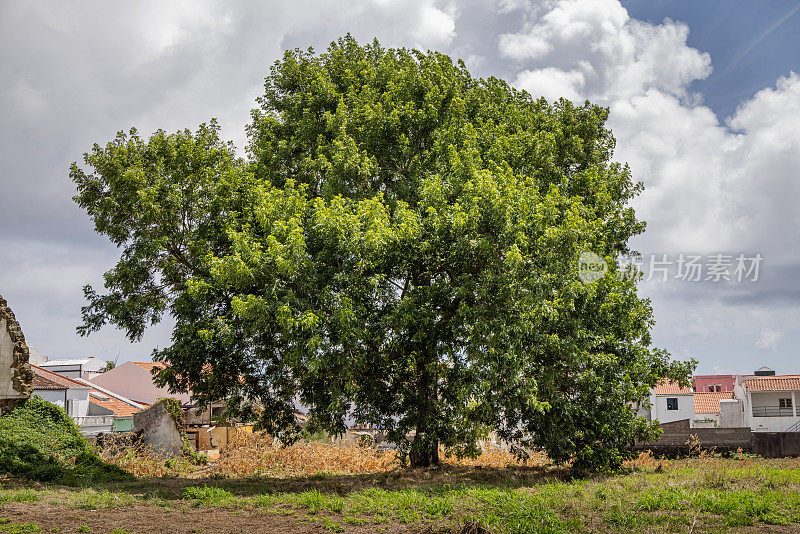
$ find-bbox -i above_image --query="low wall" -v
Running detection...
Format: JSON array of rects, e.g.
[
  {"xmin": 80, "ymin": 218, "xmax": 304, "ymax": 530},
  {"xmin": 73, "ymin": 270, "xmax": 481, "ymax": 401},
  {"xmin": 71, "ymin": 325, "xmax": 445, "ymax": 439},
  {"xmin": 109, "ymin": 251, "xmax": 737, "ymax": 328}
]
[
  {"xmin": 635, "ymin": 419, "xmax": 800, "ymax": 457},
  {"xmin": 752, "ymin": 432, "xmax": 800, "ymax": 458},
  {"xmin": 634, "ymin": 419, "xmax": 752, "ymax": 456}
]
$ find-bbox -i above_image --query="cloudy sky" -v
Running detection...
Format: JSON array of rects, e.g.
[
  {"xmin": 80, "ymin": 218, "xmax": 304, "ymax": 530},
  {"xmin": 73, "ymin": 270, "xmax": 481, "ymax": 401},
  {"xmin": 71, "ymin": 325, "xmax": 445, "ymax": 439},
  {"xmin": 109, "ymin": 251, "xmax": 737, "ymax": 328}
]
[{"xmin": 2, "ymin": 0, "xmax": 799, "ymax": 374}]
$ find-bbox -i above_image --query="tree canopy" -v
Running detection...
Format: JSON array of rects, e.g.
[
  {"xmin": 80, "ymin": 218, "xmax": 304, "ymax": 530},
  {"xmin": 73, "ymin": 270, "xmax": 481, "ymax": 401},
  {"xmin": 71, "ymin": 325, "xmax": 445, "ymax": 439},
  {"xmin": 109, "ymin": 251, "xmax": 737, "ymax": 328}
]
[{"xmin": 72, "ymin": 36, "xmax": 693, "ymax": 470}]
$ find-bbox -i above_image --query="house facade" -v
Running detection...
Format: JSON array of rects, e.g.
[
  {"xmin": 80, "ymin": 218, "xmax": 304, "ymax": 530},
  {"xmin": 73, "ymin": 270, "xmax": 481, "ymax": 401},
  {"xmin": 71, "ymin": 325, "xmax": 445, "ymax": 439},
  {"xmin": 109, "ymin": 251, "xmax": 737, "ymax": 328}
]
[
  {"xmin": 734, "ymin": 372, "xmax": 800, "ymax": 432},
  {"xmin": 31, "ymin": 364, "xmax": 114, "ymax": 435},
  {"xmin": 649, "ymin": 381, "xmax": 695, "ymax": 424},
  {"xmin": 72, "ymin": 377, "xmax": 147, "ymax": 432},
  {"xmin": 694, "ymin": 374, "xmax": 737, "ymax": 393}
]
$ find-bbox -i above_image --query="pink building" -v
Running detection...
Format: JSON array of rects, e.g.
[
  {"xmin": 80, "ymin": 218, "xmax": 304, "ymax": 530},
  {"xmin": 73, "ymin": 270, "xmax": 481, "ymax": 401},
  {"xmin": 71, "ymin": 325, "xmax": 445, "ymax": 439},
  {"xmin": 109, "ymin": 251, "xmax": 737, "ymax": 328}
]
[
  {"xmin": 90, "ymin": 361, "xmax": 192, "ymax": 406},
  {"xmin": 694, "ymin": 374, "xmax": 737, "ymax": 393}
]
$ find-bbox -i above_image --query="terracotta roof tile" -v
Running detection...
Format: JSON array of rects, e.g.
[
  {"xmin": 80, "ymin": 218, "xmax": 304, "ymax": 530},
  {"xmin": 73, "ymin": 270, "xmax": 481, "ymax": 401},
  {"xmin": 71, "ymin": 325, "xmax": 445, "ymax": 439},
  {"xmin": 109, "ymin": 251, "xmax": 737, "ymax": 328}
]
[
  {"xmin": 742, "ymin": 375, "xmax": 800, "ymax": 392},
  {"xmin": 88, "ymin": 391, "xmax": 142, "ymax": 417},
  {"xmin": 694, "ymin": 391, "xmax": 734, "ymax": 414},
  {"xmin": 71, "ymin": 377, "xmax": 147, "ymax": 417},
  {"xmin": 31, "ymin": 365, "xmax": 89, "ymax": 390},
  {"xmin": 653, "ymin": 380, "xmax": 693, "ymax": 395},
  {"xmin": 130, "ymin": 361, "xmax": 167, "ymax": 373}
]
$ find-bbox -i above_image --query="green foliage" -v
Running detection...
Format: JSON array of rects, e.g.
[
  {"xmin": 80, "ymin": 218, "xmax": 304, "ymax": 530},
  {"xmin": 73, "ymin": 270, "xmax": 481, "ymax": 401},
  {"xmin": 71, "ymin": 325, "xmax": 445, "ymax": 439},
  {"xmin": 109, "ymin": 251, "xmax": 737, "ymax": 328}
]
[
  {"xmin": 72, "ymin": 35, "xmax": 694, "ymax": 471},
  {"xmin": 0, "ymin": 396, "xmax": 131, "ymax": 485}
]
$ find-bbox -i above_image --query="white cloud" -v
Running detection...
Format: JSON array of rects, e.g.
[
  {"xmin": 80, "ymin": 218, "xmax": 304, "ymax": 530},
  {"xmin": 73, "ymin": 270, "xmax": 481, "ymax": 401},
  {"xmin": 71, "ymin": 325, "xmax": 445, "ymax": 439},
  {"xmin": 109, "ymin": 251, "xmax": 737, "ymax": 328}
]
[
  {"xmin": 1, "ymin": 0, "xmax": 799, "ymax": 374},
  {"xmin": 499, "ymin": 0, "xmax": 711, "ymax": 102},
  {"xmin": 414, "ymin": 4, "xmax": 457, "ymax": 48},
  {"xmin": 500, "ymin": 0, "xmax": 800, "ymax": 372},
  {"xmin": 756, "ymin": 329, "xmax": 783, "ymax": 351},
  {"xmin": 514, "ymin": 67, "xmax": 584, "ymax": 101}
]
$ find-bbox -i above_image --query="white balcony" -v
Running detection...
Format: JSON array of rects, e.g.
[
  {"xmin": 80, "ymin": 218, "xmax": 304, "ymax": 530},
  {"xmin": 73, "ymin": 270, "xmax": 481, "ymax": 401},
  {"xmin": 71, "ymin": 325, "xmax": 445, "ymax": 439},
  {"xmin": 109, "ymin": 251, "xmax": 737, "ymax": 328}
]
[{"xmin": 73, "ymin": 415, "xmax": 115, "ymax": 435}]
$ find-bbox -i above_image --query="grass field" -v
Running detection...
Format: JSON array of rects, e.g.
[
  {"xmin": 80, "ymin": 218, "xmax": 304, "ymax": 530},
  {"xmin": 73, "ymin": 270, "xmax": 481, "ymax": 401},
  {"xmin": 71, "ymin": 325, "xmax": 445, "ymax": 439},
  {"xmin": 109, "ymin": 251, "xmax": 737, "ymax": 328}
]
[{"xmin": 2, "ymin": 447, "xmax": 800, "ymax": 533}]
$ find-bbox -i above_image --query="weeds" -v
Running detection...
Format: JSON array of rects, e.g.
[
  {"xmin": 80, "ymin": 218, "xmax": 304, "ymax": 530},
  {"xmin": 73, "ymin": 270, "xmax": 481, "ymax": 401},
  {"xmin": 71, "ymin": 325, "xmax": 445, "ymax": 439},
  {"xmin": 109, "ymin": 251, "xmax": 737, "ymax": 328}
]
[
  {"xmin": 73, "ymin": 490, "xmax": 134, "ymax": 510},
  {"xmin": 181, "ymin": 485, "xmax": 240, "ymax": 507},
  {"xmin": 0, "ymin": 523, "xmax": 41, "ymax": 534},
  {"xmin": 0, "ymin": 489, "xmax": 39, "ymax": 503}
]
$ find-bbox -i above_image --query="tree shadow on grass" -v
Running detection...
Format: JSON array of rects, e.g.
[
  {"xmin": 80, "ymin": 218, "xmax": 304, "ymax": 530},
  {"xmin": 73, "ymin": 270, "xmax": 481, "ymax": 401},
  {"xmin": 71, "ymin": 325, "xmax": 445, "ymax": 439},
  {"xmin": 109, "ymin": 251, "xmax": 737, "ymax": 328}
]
[
  {"xmin": 3, "ymin": 463, "xmax": 575, "ymax": 500},
  {"xmin": 134, "ymin": 464, "xmax": 568, "ymax": 498}
]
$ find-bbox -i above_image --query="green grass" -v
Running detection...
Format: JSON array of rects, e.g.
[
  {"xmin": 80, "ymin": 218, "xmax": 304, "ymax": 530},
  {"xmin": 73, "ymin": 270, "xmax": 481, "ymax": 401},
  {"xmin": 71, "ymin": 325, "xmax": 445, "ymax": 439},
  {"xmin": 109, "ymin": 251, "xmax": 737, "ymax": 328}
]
[
  {"xmin": 0, "ymin": 520, "xmax": 41, "ymax": 534},
  {"xmin": 0, "ymin": 489, "xmax": 39, "ymax": 503},
  {"xmin": 3, "ymin": 457, "xmax": 800, "ymax": 533},
  {"xmin": 181, "ymin": 485, "xmax": 241, "ymax": 507},
  {"xmin": 72, "ymin": 490, "xmax": 135, "ymax": 510}
]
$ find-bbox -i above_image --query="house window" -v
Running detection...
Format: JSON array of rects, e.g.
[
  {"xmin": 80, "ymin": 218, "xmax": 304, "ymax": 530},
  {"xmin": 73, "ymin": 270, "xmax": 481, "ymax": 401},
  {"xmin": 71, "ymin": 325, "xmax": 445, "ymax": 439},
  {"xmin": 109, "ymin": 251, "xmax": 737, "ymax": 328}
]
[
  {"xmin": 666, "ymin": 398, "xmax": 679, "ymax": 411},
  {"xmin": 779, "ymin": 398, "xmax": 793, "ymax": 408}
]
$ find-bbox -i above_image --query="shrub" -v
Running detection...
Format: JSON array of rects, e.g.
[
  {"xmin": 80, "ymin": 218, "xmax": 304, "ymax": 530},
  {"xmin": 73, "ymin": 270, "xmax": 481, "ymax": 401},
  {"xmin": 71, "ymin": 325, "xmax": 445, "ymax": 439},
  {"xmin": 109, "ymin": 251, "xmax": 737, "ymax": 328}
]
[{"xmin": 0, "ymin": 396, "xmax": 131, "ymax": 485}]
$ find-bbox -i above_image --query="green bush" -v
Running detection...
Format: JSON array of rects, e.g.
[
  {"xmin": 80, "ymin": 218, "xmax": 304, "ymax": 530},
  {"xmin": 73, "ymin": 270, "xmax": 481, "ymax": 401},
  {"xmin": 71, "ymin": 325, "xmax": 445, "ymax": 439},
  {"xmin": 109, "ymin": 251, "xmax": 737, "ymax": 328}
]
[{"xmin": 0, "ymin": 396, "xmax": 131, "ymax": 485}]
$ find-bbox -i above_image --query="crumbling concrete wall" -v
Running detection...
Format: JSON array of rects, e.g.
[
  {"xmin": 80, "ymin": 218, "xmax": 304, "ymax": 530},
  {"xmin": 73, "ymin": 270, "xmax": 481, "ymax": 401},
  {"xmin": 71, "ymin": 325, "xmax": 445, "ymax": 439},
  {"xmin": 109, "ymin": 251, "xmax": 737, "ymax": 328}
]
[
  {"xmin": 720, "ymin": 399, "xmax": 744, "ymax": 428},
  {"xmin": 0, "ymin": 294, "xmax": 33, "ymax": 410},
  {"xmin": 132, "ymin": 401, "xmax": 184, "ymax": 457}
]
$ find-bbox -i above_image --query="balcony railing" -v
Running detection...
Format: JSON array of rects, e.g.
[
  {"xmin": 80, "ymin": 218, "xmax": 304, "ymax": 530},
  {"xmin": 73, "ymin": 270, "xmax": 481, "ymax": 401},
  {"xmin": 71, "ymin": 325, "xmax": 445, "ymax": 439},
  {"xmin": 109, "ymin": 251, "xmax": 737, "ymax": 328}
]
[
  {"xmin": 72, "ymin": 415, "xmax": 115, "ymax": 427},
  {"xmin": 751, "ymin": 406, "xmax": 800, "ymax": 417}
]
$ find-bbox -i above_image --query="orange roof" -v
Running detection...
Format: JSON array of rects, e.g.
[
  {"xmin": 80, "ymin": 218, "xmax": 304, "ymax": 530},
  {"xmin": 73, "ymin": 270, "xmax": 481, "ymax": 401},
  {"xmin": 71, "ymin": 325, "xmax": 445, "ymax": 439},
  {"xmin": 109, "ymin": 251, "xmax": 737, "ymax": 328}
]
[
  {"xmin": 131, "ymin": 361, "xmax": 167, "ymax": 373},
  {"xmin": 694, "ymin": 391, "xmax": 734, "ymax": 414},
  {"xmin": 742, "ymin": 375, "xmax": 800, "ymax": 392},
  {"xmin": 88, "ymin": 390, "xmax": 143, "ymax": 417},
  {"xmin": 653, "ymin": 380, "xmax": 693, "ymax": 395},
  {"xmin": 31, "ymin": 365, "xmax": 90, "ymax": 390},
  {"xmin": 71, "ymin": 376, "xmax": 147, "ymax": 417}
]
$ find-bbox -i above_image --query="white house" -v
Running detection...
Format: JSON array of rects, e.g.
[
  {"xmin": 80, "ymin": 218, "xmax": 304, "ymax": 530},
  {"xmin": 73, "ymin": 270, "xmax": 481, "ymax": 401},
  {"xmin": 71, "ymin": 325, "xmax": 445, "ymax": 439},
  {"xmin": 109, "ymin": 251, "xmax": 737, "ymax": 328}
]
[
  {"xmin": 31, "ymin": 364, "xmax": 114, "ymax": 436},
  {"xmin": 649, "ymin": 380, "xmax": 695, "ymax": 425},
  {"xmin": 38, "ymin": 357, "xmax": 107, "ymax": 379},
  {"xmin": 72, "ymin": 377, "xmax": 147, "ymax": 432},
  {"xmin": 734, "ymin": 370, "xmax": 800, "ymax": 432}
]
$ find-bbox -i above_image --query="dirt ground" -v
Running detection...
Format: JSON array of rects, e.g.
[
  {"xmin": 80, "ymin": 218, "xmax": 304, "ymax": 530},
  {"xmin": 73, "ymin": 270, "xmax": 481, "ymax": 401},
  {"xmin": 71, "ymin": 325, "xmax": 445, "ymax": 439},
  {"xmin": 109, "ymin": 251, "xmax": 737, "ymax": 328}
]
[{"xmin": 2, "ymin": 501, "xmax": 424, "ymax": 534}]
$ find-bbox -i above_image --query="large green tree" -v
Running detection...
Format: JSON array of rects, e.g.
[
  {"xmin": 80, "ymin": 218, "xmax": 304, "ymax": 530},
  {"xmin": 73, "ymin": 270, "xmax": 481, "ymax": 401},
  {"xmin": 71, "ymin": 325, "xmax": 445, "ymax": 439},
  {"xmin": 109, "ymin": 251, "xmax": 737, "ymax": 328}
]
[{"xmin": 72, "ymin": 36, "xmax": 693, "ymax": 470}]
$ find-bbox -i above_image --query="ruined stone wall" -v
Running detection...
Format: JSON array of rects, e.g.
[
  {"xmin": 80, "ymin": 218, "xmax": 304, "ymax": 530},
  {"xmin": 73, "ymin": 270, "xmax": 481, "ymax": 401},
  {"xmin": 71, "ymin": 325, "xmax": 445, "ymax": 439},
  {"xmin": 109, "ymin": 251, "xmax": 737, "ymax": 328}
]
[
  {"xmin": 132, "ymin": 402, "xmax": 184, "ymax": 457},
  {"xmin": 0, "ymin": 294, "xmax": 33, "ymax": 409}
]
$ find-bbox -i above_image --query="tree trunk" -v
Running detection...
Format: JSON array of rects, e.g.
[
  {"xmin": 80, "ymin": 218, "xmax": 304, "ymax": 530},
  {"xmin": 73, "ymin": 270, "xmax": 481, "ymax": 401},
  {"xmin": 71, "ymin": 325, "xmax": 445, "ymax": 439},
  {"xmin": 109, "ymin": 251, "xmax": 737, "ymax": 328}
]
[
  {"xmin": 410, "ymin": 349, "xmax": 439, "ymax": 467},
  {"xmin": 409, "ymin": 432, "xmax": 439, "ymax": 467}
]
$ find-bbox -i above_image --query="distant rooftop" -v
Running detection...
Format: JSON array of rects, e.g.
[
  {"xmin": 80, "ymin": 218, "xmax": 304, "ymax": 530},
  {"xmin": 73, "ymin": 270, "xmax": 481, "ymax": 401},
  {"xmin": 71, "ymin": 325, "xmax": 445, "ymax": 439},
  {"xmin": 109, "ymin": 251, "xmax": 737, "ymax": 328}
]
[
  {"xmin": 653, "ymin": 380, "xmax": 693, "ymax": 395},
  {"xmin": 31, "ymin": 364, "xmax": 90, "ymax": 390},
  {"xmin": 38, "ymin": 358, "xmax": 100, "ymax": 367},
  {"xmin": 73, "ymin": 377, "xmax": 146, "ymax": 417},
  {"xmin": 130, "ymin": 361, "xmax": 167, "ymax": 373},
  {"xmin": 694, "ymin": 391, "xmax": 734, "ymax": 414},
  {"xmin": 742, "ymin": 375, "xmax": 800, "ymax": 392}
]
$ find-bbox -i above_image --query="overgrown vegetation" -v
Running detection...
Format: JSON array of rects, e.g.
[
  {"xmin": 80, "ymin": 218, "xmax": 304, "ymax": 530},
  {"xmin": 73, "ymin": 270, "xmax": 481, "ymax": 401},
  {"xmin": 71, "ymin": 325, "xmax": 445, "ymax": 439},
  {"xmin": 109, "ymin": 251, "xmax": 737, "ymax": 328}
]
[
  {"xmin": 96, "ymin": 431, "xmax": 540, "ymax": 478},
  {"xmin": 0, "ymin": 396, "xmax": 131, "ymax": 485}
]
